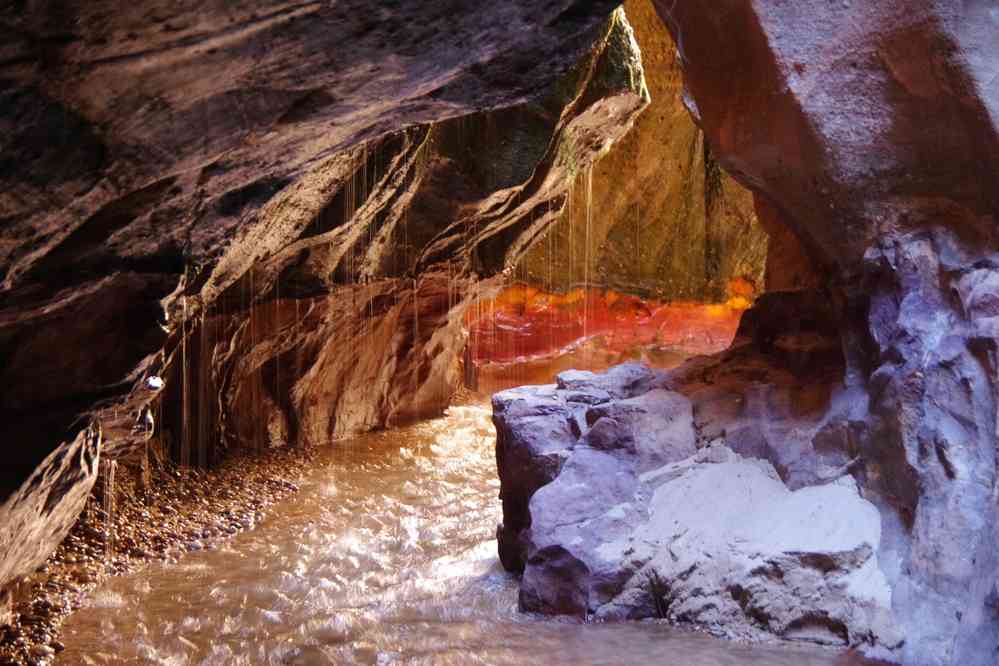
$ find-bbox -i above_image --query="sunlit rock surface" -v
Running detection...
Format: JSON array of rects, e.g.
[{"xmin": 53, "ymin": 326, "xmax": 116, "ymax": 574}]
[
  {"xmin": 518, "ymin": 0, "xmax": 768, "ymax": 302},
  {"xmin": 467, "ymin": 282, "xmax": 753, "ymax": 367}
]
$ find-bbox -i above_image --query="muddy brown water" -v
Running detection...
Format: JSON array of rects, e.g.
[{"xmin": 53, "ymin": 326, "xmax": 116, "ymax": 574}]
[{"xmin": 57, "ymin": 398, "xmax": 878, "ymax": 665}]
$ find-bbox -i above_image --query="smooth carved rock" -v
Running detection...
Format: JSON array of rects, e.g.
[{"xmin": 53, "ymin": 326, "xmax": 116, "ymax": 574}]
[
  {"xmin": 0, "ymin": 0, "xmax": 631, "ymax": 470},
  {"xmin": 147, "ymin": 8, "xmax": 650, "ymax": 457}
]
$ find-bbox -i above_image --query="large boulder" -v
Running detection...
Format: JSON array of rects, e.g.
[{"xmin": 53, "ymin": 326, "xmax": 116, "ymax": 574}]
[
  {"xmin": 495, "ymin": 363, "xmax": 901, "ymax": 656},
  {"xmin": 0, "ymin": 425, "xmax": 100, "ymax": 621}
]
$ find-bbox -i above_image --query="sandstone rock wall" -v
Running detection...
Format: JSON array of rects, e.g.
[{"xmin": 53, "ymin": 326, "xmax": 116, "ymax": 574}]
[
  {"xmin": 518, "ymin": 0, "xmax": 768, "ymax": 302},
  {"xmin": 0, "ymin": 1, "xmax": 642, "ymax": 596},
  {"xmin": 0, "ymin": 0, "xmax": 624, "ymax": 496},
  {"xmin": 143, "ymin": 10, "xmax": 649, "ymax": 462},
  {"xmin": 649, "ymin": 2, "xmax": 999, "ymax": 663}
]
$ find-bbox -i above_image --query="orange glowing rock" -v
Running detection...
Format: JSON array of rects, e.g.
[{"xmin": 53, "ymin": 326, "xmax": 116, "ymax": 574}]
[
  {"xmin": 466, "ymin": 283, "xmax": 750, "ymax": 367},
  {"xmin": 727, "ymin": 276, "xmax": 757, "ymax": 299}
]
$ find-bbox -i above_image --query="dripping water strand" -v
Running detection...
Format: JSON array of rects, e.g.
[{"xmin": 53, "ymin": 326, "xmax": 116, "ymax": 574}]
[
  {"xmin": 101, "ymin": 459, "xmax": 117, "ymax": 562},
  {"xmin": 181, "ymin": 296, "xmax": 190, "ymax": 468},
  {"xmin": 199, "ymin": 308, "xmax": 208, "ymax": 468},
  {"xmin": 584, "ymin": 164, "xmax": 593, "ymax": 366}
]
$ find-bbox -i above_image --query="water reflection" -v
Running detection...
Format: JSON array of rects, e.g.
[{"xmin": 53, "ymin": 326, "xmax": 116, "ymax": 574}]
[{"xmin": 59, "ymin": 404, "xmax": 872, "ymax": 666}]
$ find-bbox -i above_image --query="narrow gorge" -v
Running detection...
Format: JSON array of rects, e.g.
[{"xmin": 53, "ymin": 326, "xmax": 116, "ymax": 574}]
[{"xmin": 1, "ymin": 1, "xmax": 997, "ymax": 665}]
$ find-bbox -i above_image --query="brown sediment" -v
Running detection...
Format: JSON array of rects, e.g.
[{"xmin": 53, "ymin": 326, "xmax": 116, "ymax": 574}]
[{"xmin": 0, "ymin": 446, "xmax": 315, "ymax": 666}]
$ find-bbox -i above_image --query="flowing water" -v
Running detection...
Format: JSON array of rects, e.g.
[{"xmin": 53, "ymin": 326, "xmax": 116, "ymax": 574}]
[{"xmin": 58, "ymin": 402, "xmax": 872, "ymax": 666}]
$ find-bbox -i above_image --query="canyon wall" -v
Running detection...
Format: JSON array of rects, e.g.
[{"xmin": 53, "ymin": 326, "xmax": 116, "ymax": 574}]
[
  {"xmin": 150, "ymin": 18, "xmax": 649, "ymax": 461},
  {"xmin": 0, "ymin": 1, "xmax": 645, "ymax": 598},
  {"xmin": 2, "ymin": 1, "xmax": 997, "ymax": 664},
  {"xmin": 0, "ymin": 0, "xmax": 622, "ymax": 493},
  {"xmin": 648, "ymin": 2, "xmax": 999, "ymax": 664},
  {"xmin": 518, "ymin": 0, "xmax": 768, "ymax": 302}
]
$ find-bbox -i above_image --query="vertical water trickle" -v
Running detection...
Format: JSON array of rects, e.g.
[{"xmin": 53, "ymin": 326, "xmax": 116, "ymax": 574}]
[
  {"xmin": 295, "ymin": 295, "xmax": 301, "ymax": 441},
  {"xmin": 181, "ymin": 295, "xmax": 190, "ymax": 468},
  {"xmin": 489, "ymin": 293, "xmax": 496, "ymax": 381},
  {"xmin": 101, "ymin": 459, "xmax": 117, "ymax": 562},
  {"xmin": 274, "ymin": 279, "xmax": 280, "ymax": 449},
  {"xmin": 198, "ymin": 309, "xmax": 208, "ymax": 468},
  {"xmin": 584, "ymin": 164, "xmax": 593, "ymax": 365},
  {"xmin": 412, "ymin": 275, "xmax": 419, "ymax": 403},
  {"xmin": 634, "ymin": 201, "xmax": 641, "ymax": 285},
  {"xmin": 249, "ymin": 264, "xmax": 258, "ymax": 451},
  {"xmin": 567, "ymin": 169, "xmax": 578, "ymax": 373}
]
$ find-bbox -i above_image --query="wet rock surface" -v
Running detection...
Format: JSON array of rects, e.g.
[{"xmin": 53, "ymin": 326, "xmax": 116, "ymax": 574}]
[
  {"xmin": 0, "ymin": 0, "xmax": 632, "ymax": 487},
  {"xmin": 519, "ymin": 0, "xmax": 768, "ymax": 302},
  {"xmin": 0, "ymin": 5, "xmax": 648, "ymax": 601},
  {"xmin": 495, "ymin": 362, "xmax": 900, "ymax": 656}
]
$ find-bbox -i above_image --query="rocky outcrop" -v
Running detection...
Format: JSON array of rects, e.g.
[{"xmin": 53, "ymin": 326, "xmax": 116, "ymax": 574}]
[
  {"xmin": 649, "ymin": 2, "xmax": 999, "ymax": 664},
  {"xmin": 494, "ymin": 362, "xmax": 900, "ymax": 653},
  {"xmin": 496, "ymin": 277, "xmax": 999, "ymax": 663},
  {"xmin": 0, "ymin": 1, "xmax": 645, "ymax": 599},
  {"xmin": 517, "ymin": 0, "xmax": 768, "ymax": 302},
  {"xmin": 0, "ymin": 425, "xmax": 100, "ymax": 623}
]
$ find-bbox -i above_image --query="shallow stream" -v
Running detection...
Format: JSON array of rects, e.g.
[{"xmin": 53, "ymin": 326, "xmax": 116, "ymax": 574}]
[{"xmin": 58, "ymin": 402, "xmax": 871, "ymax": 665}]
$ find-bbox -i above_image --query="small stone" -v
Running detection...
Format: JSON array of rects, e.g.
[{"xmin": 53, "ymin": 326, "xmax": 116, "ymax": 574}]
[{"xmin": 29, "ymin": 644, "xmax": 54, "ymax": 659}]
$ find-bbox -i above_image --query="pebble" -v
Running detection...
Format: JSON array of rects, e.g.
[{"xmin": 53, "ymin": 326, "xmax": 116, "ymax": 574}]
[{"xmin": 29, "ymin": 644, "xmax": 54, "ymax": 658}]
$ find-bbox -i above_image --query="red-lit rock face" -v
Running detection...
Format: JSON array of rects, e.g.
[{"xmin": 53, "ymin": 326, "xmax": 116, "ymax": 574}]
[{"xmin": 467, "ymin": 283, "xmax": 751, "ymax": 367}]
